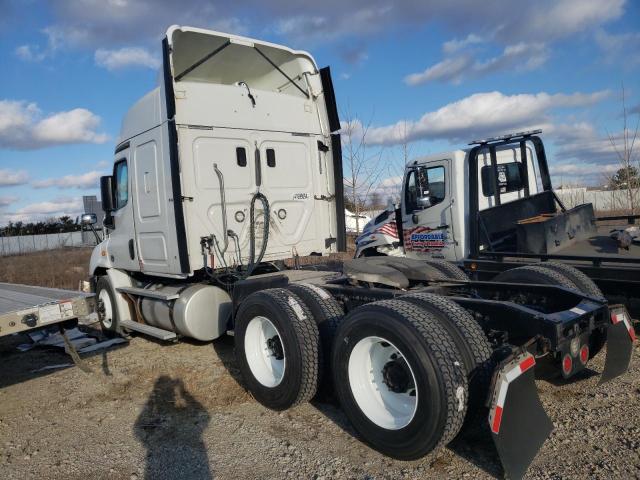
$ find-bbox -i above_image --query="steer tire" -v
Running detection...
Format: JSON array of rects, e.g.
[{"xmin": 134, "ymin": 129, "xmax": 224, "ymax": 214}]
[
  {"xmin": 397, "ymin": 293, "xmax": 492, "ymax": 422},
  {"xmin": 332, "ymin": 299, "xmax": 468, "ymax": 460},
  {"xmin": 96, "ymin": 276, "xmax": 121, "ymax": 338},
  {"xmin": 235, "ymin": 288, "xmax": 320, "ymax": 410},
  {"xmin": 536, "ymin": 262, "xmax": 607, "ymax": 358},
  {"xmin": 288, "ymin": 283, "xmax": 344, "ymax": 390},
  {"xmin": 423, "ymin": 259, "xmax": 469, "ymax": 281}
]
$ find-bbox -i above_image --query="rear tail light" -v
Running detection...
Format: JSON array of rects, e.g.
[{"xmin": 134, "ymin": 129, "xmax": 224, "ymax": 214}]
[
  {"xmin": 562, "ymin": 354, "xmax": 572, "ymax": 375},
  {"xmin": 579, "ymin": 344, "xmax": 589, "ymax": 364}
]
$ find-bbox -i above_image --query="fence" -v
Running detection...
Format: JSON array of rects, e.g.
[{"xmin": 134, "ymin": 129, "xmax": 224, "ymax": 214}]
[
  {"xmin": 555, "ymin": 187, "xmax": 640, "ymax": 212},
  {"xmin": 0, "ymin": 230, "xmax": 103, "ymax": 257}
]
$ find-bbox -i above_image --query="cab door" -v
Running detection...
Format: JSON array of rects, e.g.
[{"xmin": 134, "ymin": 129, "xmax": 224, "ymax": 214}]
[
  {"xmin": 402, "ymin": 160, "xmax": 458, "ymax": 261},
  {"xmin": 107, "ymin": 153, "xmax": 140, "ymax": 271}
]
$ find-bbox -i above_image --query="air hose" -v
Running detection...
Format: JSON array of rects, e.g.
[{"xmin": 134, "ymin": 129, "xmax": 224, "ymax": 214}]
[{"xmin": 245, "ymin": 191, "xmax": 270, "ymax": 278}]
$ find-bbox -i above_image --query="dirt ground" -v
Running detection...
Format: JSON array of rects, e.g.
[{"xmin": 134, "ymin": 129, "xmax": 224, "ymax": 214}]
[{"xmin": 1, "ymin": 324, "xmax": 638, "ymax": 480}]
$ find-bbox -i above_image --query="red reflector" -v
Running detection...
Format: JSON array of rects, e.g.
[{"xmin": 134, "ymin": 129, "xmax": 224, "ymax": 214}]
[
  {"xmin": 579, "ymin": 345, "xmax": 589, "ymax": 364},
  {"xmin": 519, "ymin": 355, "xmax": 536, "ymax": 373},
  {"xmin": 562, "ymin": 354, "xmax": 572, "ymax": 375},
  {"xmin": 611, "ymin": 313, "xmax": 619, "ymax": 324},
  {"xmin": 492, "ymin": 406, "xmax": 503, "ymax": 434}
]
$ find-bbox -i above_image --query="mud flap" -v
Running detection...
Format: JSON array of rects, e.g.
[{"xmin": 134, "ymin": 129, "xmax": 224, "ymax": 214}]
[
  {"xmin": 488, "ymin": 352, "xmax": 553, "ymax": 480},
  {"xmin": 600, "ymin": 305, "xmax": 635, "ymax": 385}
]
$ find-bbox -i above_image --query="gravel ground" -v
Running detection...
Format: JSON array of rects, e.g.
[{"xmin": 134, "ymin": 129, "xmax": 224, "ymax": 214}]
[{"xmin": 0, "ymin": 326, "xmax": 638, "ymax": 480}]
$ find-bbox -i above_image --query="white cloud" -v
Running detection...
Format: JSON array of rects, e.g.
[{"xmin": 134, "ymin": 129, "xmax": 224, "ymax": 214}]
[
  {"xmin": 0, "ymin": 100, "xmax": 109, "ymax": 150},
  {"xmin": 15, "ymin": 45, "xmax": 47, "ymax": 62},
  {"xmin": 0, "ymin": 169, "xmax": 29, "ymax": 186},
  {"xmin": 95, "ymin": 47, "xmax": 161, "ymax": 70},
  {"xmin": 442, "ymin": 33, "xmax": 485, "ymax": 54},
  {"xmin": 1, "ymin": 197, "xmax": 84, "ymax": 224},
  {"xmin": 406, "ymin": 42, "xmax": 549, "ymax": 85},
  {"xmin": 355, "ymin": 90, "xmax": 609, "ymax": 145},
  {"xmin": 0, "ymin": 195, "xmax": 19, "ymax": 207},
  {"xmin": 32, "ymin": 171, "xmax": 104, "ymax": 190},
  {"xmin": 595, "ymin": 28, "xmax": 640, "ymax": 66}
]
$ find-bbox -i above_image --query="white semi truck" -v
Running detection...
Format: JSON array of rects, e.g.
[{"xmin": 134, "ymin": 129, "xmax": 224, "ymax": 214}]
[{"xmin": 85, "ymin": 28, "xmax": 634, "ymax": 480}]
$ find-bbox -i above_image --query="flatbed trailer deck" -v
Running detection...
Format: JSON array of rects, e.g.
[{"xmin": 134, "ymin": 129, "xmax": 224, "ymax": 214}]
[{"xmin": 0, "ymin": 282, "xmax": 95, "ymax": 337}]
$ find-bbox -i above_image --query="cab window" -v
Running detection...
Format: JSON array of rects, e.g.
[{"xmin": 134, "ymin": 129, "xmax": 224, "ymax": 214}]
[
  {"xmin": 404, "ymin": 165, "xmax": 446, "ymax": 212},
  {"xmin": 481, "ymin": 162, "xmax": 525, "ymax": 197},
  {"xmin": 114, "ymin": 159, "xmax": 128, "ymax": 210}
]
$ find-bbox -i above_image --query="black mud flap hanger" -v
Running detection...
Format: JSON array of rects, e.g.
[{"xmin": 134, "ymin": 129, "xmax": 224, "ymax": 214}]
[
  {"xmin": 487, "ymin": 351, "xmax": 553, "ymax": 480},
  {"xmin": 600, "ymin": 304, "xmax": 635, "ymax": 384}
]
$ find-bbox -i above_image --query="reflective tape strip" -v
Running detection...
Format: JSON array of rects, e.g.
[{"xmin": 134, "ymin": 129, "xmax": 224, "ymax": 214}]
[
  {"xmin": 570, "ymin": 307, "xmax": 586, "ymax": 316},
  {"xmin": 489, "ymin": 354, "xmax": 536, "ymax": 434},
  {"xmin": 612, "ymin": 311, "xmax": 636, "ymax": 342}
]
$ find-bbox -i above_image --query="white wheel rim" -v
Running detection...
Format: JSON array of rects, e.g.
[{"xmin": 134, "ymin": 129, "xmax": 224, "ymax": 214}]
[
  {"xmin": 98, "ymin": 289, "xmax": 113, "ymax": 329},
  {"xmin": 348, "ymin": 336, "xmax": 418, "ymax": 430},
  {"xmin": 244, "ymin": 316, "xmax": 286, "ymax": 387}
]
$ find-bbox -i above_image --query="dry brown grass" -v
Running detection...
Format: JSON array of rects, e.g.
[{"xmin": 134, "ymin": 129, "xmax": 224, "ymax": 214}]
[{"xmin": 0, "ymin": 247, "xmax": 92, "ymax": 290}]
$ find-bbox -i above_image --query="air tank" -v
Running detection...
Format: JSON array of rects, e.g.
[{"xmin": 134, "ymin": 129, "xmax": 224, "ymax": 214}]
[{"xmin": 139, "ymin": 283, "xmax": 231, "ymax": 341}]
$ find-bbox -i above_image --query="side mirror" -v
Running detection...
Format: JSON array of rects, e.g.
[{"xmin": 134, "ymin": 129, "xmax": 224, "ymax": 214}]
[
  {"xmin": 100, "ymin": 176, "xmax": 115, "ymax": 212},
  {"xmin": 417, "ymin": 195, "xmax": 432, "ymax": 209},
  {"xmin": 81, "ymin": 213, "xmax": 97, "ymax": 225}
]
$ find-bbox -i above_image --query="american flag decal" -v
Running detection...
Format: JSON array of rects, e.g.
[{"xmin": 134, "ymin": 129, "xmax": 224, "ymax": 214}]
[{"xmin": 375, "ymin": 222, "xmax": 398, "ymax": 238}]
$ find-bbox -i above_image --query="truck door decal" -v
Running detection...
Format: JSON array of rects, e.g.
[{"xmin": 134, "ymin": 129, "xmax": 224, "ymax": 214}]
[{"xmin": 404, "ymin": 226, "xmax": 450, "ymax": 252}]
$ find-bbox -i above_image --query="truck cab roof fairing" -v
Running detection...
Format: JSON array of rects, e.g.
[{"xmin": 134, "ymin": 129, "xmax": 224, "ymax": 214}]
[{"xmin": 166, "ymin": 25, "xmax": 318, "ymax": 98}]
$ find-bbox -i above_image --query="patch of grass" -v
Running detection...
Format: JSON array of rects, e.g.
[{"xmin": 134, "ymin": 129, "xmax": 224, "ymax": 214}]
[{"xmin": 0, "ymin": 247, "xmax": 92, "ymax": 290}]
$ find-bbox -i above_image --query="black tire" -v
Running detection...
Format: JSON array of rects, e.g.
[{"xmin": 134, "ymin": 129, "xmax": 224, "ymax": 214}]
[
  {"xmin": 332, "ymin": 299, "xmax": 467, "ymax": 460},
  {"xmin": 288, "ymin": 283, "xmax": 344, "ymax": 389},
  {"xmin": 493, "ymin": 265, "xmax": 578, "ymax": 290},
  {"xmin": 397, "ymin": 293, "xmax": 492, "ymax": 420},
  {"xmin": 96, "ymin": 276, "xmax": 121, "ymax": 338},
  {"xmin": 235, "ymin": 288, "xmax": 320, "ymax": 410},
  {"xmin": 536, "ymin": 262, "xmax": 607, "ymax": 357},
  {"xmin": 423, "ymin": 259, "xmax": 468, "ymax": 280},
  {"xmin": 537, "ymin": 262, "xmax": 604, "ymax": 299}
]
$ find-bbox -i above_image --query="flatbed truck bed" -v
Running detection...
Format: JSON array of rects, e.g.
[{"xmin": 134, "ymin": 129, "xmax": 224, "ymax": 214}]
[{"xmin": 0, "ymin": 282, "xmax": 95, "ymax": 337}]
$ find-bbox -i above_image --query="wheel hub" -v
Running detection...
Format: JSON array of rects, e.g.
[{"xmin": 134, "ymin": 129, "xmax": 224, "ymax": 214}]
[
  {"xmin": 267, "ymin": 335, "xmax": 284, "ymax": 360},
  {"xmin": 382, "ymin": 358, "xmax": 412, "ymax": 393}
]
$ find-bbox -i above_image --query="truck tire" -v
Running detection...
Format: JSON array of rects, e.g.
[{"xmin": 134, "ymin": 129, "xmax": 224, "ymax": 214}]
[
  {"xmin": 235, "ymin": 288, "xmax": 320, "ymax": 410},
  {"xmin": 536, "ymin": 262, "xmax": 607, "ymax": 358},
  {"xmin": 537, "ymin": 262, "xmax": 605, "ymax": 299},
  {"xmin": 288, "ymin": 283, "xmax": 344, "ymax": 389},
  {"xmin": 493, "ymin": 265, "xmax": 578, "ymax": 290},
  {"xmin": 397, "ymin": 293, "xmax": 492, "ymax": 421},
  {"xmin": 96, "ymin": 276, "xmax": 121, "ymax": 338},
  {"xmin": 332, "ymin": 299, "xmax": 467, "ymax": 460},
  {"xmin": 423, "ymin": 259, "xmax": 468, "ymax": 280}
]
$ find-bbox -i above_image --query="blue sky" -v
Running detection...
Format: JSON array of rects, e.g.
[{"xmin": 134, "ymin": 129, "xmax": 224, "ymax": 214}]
[{"xmin": 0, "ymin": 0, "xmax": 638, "ymax": 224}]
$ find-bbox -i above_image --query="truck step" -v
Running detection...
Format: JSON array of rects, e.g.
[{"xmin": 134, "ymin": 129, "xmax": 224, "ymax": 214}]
[
  {"xmin": 117, "ymin": 287, "xmax": 179, "ymax": 301},
  {"xmin": 119, "ymin": 319, "xmax": 177, "ymax": 341}
]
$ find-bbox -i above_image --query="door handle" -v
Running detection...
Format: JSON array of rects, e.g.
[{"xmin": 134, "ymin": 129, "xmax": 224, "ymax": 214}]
[
  {"xmin": 436, "ymin": 224, "xmax": 449, "ymax": 229},
  {"xmin": 128, "ymin": 239, "xmax": 135, "ymax": 260}
]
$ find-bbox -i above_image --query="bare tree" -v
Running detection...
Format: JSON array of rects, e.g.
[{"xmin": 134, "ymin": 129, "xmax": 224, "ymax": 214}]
[
  {"xmin": 606, "ymin": 83, "xmax": 640, "ymax": 214},
  {"xmin": 341, "ymin": 106, "xmax": 384, "ymax": 233}
]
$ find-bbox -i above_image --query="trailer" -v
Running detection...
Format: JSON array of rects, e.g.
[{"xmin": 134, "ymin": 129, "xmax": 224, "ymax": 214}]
[
  {"xmin": 84, "ymin": 27, "xmax": 634, "ymax": 480},
  {"xmin": 0, "ymin": 282, "xmax": 94, "ymax": 338}
]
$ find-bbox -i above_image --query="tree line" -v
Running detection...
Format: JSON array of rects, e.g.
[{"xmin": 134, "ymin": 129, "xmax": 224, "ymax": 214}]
[{"xmin": 0, "ymin": 216, "xmax": 81, "ymax": 237}]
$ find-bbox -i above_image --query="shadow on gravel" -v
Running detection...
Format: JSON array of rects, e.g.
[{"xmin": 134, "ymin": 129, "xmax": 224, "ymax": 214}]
[
  {"xmin": 447, "ymin": 424, "xmax": 504, "ymax": 478},
  {"xmin": 211, "ymin": 334, "xmax": 246, "ymax": 388},
  {"xmin": 134, "ymin": 375, "xmax": 212, "ymax": 480}
]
